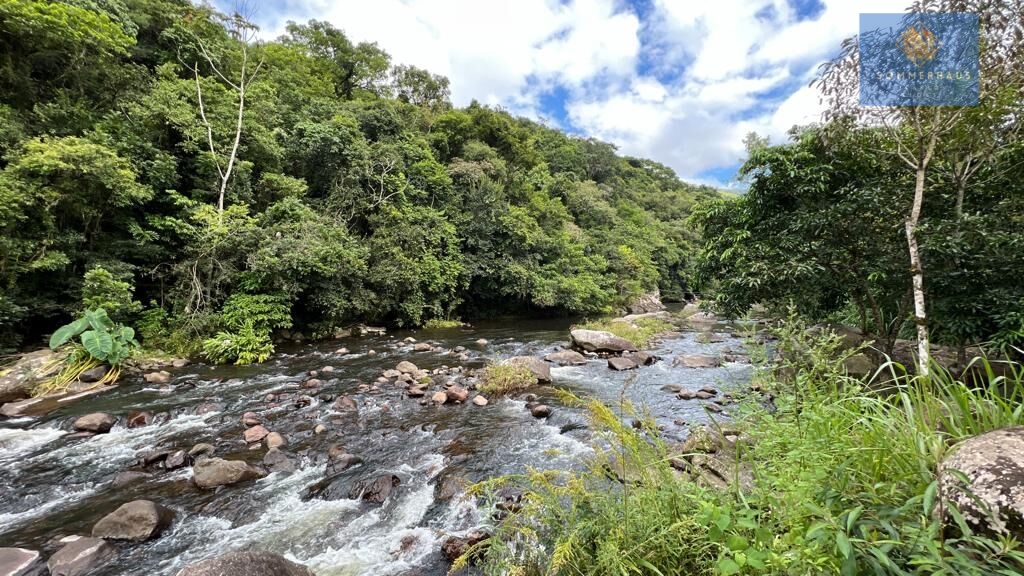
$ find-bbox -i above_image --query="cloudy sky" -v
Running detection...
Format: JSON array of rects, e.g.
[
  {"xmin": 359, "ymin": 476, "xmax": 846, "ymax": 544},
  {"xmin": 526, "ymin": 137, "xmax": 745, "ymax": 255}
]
[{"xmin": 230, "ymin": 0, "xmax": 910, "ymax": 187}]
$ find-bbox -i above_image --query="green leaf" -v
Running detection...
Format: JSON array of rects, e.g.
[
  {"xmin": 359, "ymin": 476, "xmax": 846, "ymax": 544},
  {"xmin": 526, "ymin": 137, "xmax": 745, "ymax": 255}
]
[
  {"xmin": 726, "ymin": 534, "xmax": 749, "ymax": 552},
  {"xmin": 836, "ymin": 532, "xmax": 852, "ymax": 559},
  {"xmin": 923, "ymin": 479, "xmax": 939, "ymax": 516},
  {"xmin": 86, "ymin": 308, "xmax": 113, "ymax": 331},
  {"xmin": 81, "ymin": 329, "xmax": 114, "ymax": 361},
  {"xmin": 119, "ymin": 326, "xmax": 135, "ymax": 342},
  {"xmin": 717, "ymin": 557, "xmax": 741, "ymax": 575},
  {"xmin": 49, "ymin": 317, "xmax": 88, "ymax": 349}
]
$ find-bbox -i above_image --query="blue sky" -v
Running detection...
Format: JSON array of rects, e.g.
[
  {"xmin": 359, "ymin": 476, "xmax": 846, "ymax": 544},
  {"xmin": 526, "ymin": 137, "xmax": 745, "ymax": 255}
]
[{"xmin": 223, "ymin": 0, "xmax": 908, "ymax": 188}]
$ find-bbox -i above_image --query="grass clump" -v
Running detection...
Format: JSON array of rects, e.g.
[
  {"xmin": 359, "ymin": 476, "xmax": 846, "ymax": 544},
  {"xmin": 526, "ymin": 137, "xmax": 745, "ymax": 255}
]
[
  {"xmin": 479, "ymin": 363, "xmax": 536, "ymax": 396},
  {"xmin": 423, "ymin": 318, "xmax": 465, "ymax": 329},
  {"xmin": 471, "ymin": 314, "xmax": 1024, "ymax": 576},
  {"xmin": 580, "ymin": 316, "xmax": 673, "ymax": 348}
]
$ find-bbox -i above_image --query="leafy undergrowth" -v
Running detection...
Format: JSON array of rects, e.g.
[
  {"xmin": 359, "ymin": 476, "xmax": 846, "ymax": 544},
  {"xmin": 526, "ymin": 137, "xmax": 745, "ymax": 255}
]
[
  {"xmin": 479, "ymin": 364, "xmax": 536, "ymax": 396},
  {"xmin": 423, "ymin": 318, "xmax": 466, "ymax": 329},
  {"xmin": 470, "ymin": 318, "xmax": 1024, "ymax": 576},
  {"xmin": 579, "ymin": 316, "xmax": 674, "ymax": 348}
]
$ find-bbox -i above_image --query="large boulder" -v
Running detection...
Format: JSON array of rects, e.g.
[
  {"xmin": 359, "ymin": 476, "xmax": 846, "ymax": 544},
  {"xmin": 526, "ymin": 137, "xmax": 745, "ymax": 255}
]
[
  {"xmin": 395, "ymin": 361, "xmax": 418, "ymax": 374},
  {"xmin": 607, "ymin": 357, "xmax": 637, "ymax": 371},
  {"xmin": 47, "ymin": 538, "xmax": 116, "ymax": 576},
  {"xmin": 175, "ymin": 552, "xmax": 315, "ymax": 576},
  {"xmin": 673, "ymin": 354, "xmax": 721, "ymax": 369},
  {"xmin": 0, "ymin": 548, "xmax": 42, "ymax": 576},
  {"xmin": 940, "ymin": 427, "xmax": 1024, "ymax": 539},
  {"xmin": 627, "ymin": 290, "xmax": 666, "ymax": 314},
  {"xmin": 92, "ymin": 500, "xmax": 175, "ymax": 542},
  {"xmin": 544, "ymin": 350, "xmax": 587, "ymax": 366},
  {"xmin": 0, "ymin": 349, "xmax": 63, "ymax": 404},
  {"xmin": 569, "ymin": 330, "xmax": 637, "ymax": 354},
  {"xmin": 192, "ymin": 458, "xmax": 265, "ymax": 489},
  {"xmin": 505, "ymin": 356, "xmax": 551, "ymax": 383}
]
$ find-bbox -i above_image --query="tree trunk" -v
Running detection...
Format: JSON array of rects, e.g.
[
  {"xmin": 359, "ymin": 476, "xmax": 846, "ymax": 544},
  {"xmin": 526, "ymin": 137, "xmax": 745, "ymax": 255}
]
[{"xmin": 906, "ymin": 164, "xmax": 930, "ymax": 377}]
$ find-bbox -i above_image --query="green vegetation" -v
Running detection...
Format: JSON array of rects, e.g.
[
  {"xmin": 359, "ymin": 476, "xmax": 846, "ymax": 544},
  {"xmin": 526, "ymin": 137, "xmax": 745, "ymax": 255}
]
[
  {"xmin": 40, "ymin": 307, "xmax": 139, "ymax": 394},
  {"xmin": 423, "ymin": 318, "xmax": 465, "ymax": 329},
  {"xmin": 474, "ymin": 319, "xmax": 1024, "ymax": 575},
  {"xmin": 479, "ymin": 364, "xmax": 537, "ymax": 396},
  {"xmin": 0, "ymin": 0, "xmax": 716, "ymax": 359},
  {"xmin": 579, "ymin": 316, "xmax": 673, "ymax": 348}
]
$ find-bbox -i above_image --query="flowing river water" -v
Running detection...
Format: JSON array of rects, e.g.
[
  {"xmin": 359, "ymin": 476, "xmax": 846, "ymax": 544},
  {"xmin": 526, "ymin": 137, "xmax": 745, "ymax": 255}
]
[{"xmin": 0, "ymin": 312, "xmax": 754, "ymax": 575}]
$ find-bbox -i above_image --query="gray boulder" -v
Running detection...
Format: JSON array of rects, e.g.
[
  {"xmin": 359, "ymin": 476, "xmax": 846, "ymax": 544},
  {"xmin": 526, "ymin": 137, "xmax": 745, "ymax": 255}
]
[
  {"xmin": 627, "ymin": 290, "xmax": 666, "ymax": 314},
  {"xmin": 349, "ymin": 474, "xmax": 401, "ymax": 504},
  {"xmin": 92, "ymin": 500, "xmax": 175, "ymax": 542},
  {"xmin": 0, "ymin": 349, "xmax": 63, "ymax": 404},
  {"xmin": 192, "ymin": 458, "xmax": 265, "ymax": 489},
  {"xmin": 607, "ymin": 357, "xmax": 637, "ymax": 371},
  {"xmin": 0, "ymin": 548, "xmax": 42, "ymax": 576},
  {"xmin": 73, "ymin": 413, "xmax": 115, "ymax": 433},
  {"xmin": 47, "ymin": 538, "xmax": 116, "ymax": 576},
  {"xmin": 673, "ymin": 354, "xmax": 722, "ymax": 369},
  {"xmin": 940, "ymin": 427, "xmax": 1024, "ymax": 539},
  {"xmin": 505, "ymin": 356, "xmax": 551, "ymax": 383},
  {"xmin": 175, "ymin": 552, "xmax": 314, "ymax": 576},
  {"xmin": 569, "ymin": 329, "xmax": 637, "ymax": 354},
  {"xmin": 544, "ymin": 350, "xmax": 587, "ymax": 366}
]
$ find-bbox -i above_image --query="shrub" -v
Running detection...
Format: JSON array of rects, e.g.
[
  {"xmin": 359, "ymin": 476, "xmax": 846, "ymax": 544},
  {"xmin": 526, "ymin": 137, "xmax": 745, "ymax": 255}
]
[
  {"xmin": 39, "ymin": 308, "xmax": 140, "ymax": 395},
  {"xmin": 479, "ymin": 363, "xmax": 536, "ymax": 396},
  {"xmin": 423, "ymin": 318, "xmax": 465, "ymax": 329},
  {"xmin": 80, "ymin": 266, "xmax": 142, "ymax": 323},
  {"xmin": 201, "ymin": 292, "xmax": 291, "ymax": 365},
  {"xmin": 202, "ymin": 320, "xmax": 274, "ymax": 365}
]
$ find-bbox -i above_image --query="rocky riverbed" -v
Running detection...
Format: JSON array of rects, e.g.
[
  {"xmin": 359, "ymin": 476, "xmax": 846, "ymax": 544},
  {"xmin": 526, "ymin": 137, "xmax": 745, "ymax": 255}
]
[{"xmin": 0, "ymin": 312, "xmax": 754, "ymax": 576}]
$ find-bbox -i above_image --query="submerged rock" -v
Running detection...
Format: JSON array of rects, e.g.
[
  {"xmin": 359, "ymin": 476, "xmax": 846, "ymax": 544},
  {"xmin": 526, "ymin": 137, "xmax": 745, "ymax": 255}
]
[
  {"xmin": 530, "ymin": 404, "xmax": 552, "ymax": 418},
  {"xmin": 243, "ymin": 425, "xmax": 270, "ymax": 444},
  {"xmin": 0, "ymin": 547, "xmax": 42, "ymax": 576},
  {"xmin": 192, "ymin": 458, "xmax": 264, "ymax": 489},
  {"xmin": 607, "ymin": 357, "xmax": 637, "ymax": 371},
  {"xmin": 569, "ymin": 329, "xmax": 637, "ymax": 354},
  {"xmin": 441, "ymin": 530, "xmax": 490, "ymax": 563},
  {"xmin": 47, "ymin": 537, "xmax": 116, "ymax": 576},
  {"xmin": 673, "ymin": 354, "xmax": 721, "ymax": 368},
  {"xmin": 111, "ymin": 471, "xmax": 153, "ymax": 488},
  {"xmin": 175, "ymin": 552, "xmax": 315, "ymax": 576},
  {"xmin": 72, "ymin": 413, "xmax": 115, "ymax": 433},
  {"xmin": 92, "ymin": 500, "xmax": 175, "ymax": 542}
]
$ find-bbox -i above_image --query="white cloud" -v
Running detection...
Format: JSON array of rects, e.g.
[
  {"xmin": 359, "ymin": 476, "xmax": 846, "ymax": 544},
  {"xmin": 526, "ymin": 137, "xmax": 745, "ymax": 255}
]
[{"xmin": 271, "ymin": 0, "xmax": 910, "ymax": 184}]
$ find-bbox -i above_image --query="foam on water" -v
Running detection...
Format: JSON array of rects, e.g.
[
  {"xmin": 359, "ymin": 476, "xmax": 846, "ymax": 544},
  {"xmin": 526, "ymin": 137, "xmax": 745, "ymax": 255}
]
[{"xmin": 0, "ymin": 427, "xmax": 65, "ymax": 458}]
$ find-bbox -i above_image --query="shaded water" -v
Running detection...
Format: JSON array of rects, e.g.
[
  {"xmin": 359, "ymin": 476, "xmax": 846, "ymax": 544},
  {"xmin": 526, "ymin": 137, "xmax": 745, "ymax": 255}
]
[{"xmin": 0, "ymin": 314, "xmax": 752, "ymax": 575}]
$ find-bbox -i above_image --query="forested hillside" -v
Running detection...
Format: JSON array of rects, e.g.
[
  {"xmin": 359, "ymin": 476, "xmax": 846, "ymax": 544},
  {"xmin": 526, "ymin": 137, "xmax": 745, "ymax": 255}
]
[{"xmin": 0, "ymin": 0, "xmax": 717, "ymax": 356}]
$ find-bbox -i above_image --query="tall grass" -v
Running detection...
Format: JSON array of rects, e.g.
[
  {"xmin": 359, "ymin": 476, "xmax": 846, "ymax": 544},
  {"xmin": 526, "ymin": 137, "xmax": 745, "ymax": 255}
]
[
  {"xmin": 468, "ymin": 316, "xmax": 1024, "ymax": 576},
  {"xmin": 578, "ymin": 316, "xmax": 674, "ymax": 348}
]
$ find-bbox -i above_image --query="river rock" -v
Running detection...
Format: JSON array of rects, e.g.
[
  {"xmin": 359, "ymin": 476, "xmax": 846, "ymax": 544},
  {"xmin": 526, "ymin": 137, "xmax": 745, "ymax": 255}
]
[
  {"xmin": 111, "ymin": 471, "xmax": 153, "ymax": 488},
  {"xmin": 327, "ymin": 453, "xmax": 363, "ymax": 474},
  {"xmin": 473, "ymin": 395, "xmax": 489, "ymax": 406},
  {"xmin": 144, "ymin": 371, "xmax": 171, "ymax": 384},
  {"xmin": 263, "ymin": 448, "xmax": 297, "ymax": 473},
  {"xmin": 677, "ymin": 389, "xmax": 698, "ymax": 400},
  {"xmin": 431, "ymin": 391, "xmax": 448, "ymax": 404},
  {"xmin": 441, "ymin": 530, "xmax": 490, "ymax": 562},
  {"xmin": 530, "ymin": 404, "xmax": 552, "ymax": 418},
  {"xmin": 164, "ymin": 450, "xmax": 188, "ymax": 470},
  {"xmin": 407, "ymin": 387, "xmax": 426, "ymax": 398},
  {"xmin": 0, "ymin": 348, "xmax": 63, "ymax": 403},
  {"xmin": 505, "ymin": 356, "xmax": 551, "ymax": 383},
  {"xmin": 0, "ymin": 547, "xmax": 42, "ymax": 576},
  {"xmin": 940, "ymin": 427, "xmax": 1024, "ymax": 539},
  {"xmin": 171, "ymin": 358, "xmax": 190, "ymax": 368},
  {"xmin": 314, "ymin": 424, "xmax": 327, "ymax": 435},
  {"xmin": 628, "ymin": 351, "xmax": 657, "ymax": 366},
  {"xmin": 413, "ymin": 343, "xmax": 432, "ymax": 352},
  {"xmin": 333, "ymin": 396, "xmax": 358, "ymax": 411},
  {"xmin": 126, "ymin": 410, "xmax": 152, "ymax": 428},
  {"xmin": 396, "ymin": 361, "xmax": 418, "ymax": 374},
  {"xmin": 73, "ymin": 413, "xmax": 115, "ymax": 433},
  {"xmin": 349, "ymin": 474, "xmax": 401, "ymax": 503},
  {"xmin": 383, "ymin": 369, "xmax": 401, "ymax": 379},
  {"xmin": 243, "ymin": 425, "xmax": 270, "ymax": 444},
  {"xmin": 78, "ymin": 365, "xmax": 109, "ymax": 383},
  {"xmin": 303, "ymin": 378, "xmax": 323, "ymax": 389},
  {"xmin": 569, "ymin": 329, "xmax": 638, "ymax": 354},
  {"xmin": 544, "ymin": 350, "xmax": 587, "ymax": 366},
  {"xmin": 175, "ymin": 552, "xmax": 315, "ymax": 576},
  {"xmin": 192, "ymin": 458, "xmax": 264, "ymax": 489},
  {"xmin": 674, "ymin": 354, "xmax": 721, "ymax": 368},
  {"xmin": 188, "ymin": 443, "xmax": 215, "ymax": 458},
  {"xmin": 47, "ymin": 537, "xmax": 116, "ymax": 576},
  {"xmin": 475, "ymin": 338, "xmax": 489, "ymax": 346},
  {"xmin": 91, "ymin": 500, "xmax": 174, "ymax": 542},
  {"xmin": 686, "ymin": 311, "xmax": 719, "ymax": 325},
  {"xmin": 266, "ymin": 432, "xmax": 286, "ymax": 450},
  {"xmin": 444, "ymin": 385, "xmax": 469, "ymax": 403},
  {"xmin": 695, "ymin": 391, "xmax": 715, "ymax": 400},
  {"xmin": 607, "ymin": 357, "xmax": 637, "ymax": 371}
]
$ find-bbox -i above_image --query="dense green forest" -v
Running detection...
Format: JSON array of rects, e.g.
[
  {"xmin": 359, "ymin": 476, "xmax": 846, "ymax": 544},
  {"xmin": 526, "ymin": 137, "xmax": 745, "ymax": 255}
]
[{"xmin": 0, "ymin": 0, "xmax": 717, "ymax": 357}]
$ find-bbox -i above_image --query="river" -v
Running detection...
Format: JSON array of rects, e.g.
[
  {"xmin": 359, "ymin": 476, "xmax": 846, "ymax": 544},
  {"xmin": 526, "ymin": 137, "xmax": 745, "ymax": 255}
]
[{"xmin": 0, "ymin": 313, "xmax": 753, "ymax": 575}]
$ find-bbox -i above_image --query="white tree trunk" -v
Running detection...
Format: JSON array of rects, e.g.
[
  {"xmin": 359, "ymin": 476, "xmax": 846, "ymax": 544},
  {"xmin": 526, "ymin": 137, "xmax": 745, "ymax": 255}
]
[{"xmin": 906, "ymin": 165, "xmax": 930, "ymax": 377}]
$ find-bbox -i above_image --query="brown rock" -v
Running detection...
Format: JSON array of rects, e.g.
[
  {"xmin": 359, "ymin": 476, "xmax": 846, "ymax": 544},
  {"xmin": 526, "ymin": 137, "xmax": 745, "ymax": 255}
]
[
  {"xmin": 445, "ymin": 386, "xmax": 469, "ymax": 403},
  {"xmin": 569, "ymin": 329, "xmax": 637, "ymax": 354},
  {"xmin": 396, "ymin": 361, "xmax": 418, "ymax": 374},
  {"xmin": 111, "ymin": 471, "xmax": 153, "ymax": 488},
  {"xmin": 505, "ymin": 356, "xmax": 552, "ymax": 383},
  {"xmin": 265, "ymin": 432, "xmax": 286, "ymax": 450},
  {"xmin": 413, "ymin": 343, "xmax": 432, "ymax": 352},
  {"xmin": 192, "ymin": 458, "xmax": 264, "ymax": 489},
  {"xmin": 607, "ymin": 357, "xmax": 637, "ymax": 371},
  {"xmin": 333, "ymin": 396, "xmax": 358, "ymax": 411},
  {"xmin": 143, "ymin": 371, "xmax": 171, "ymax": 384},
  {"xmin": 677, "ymin": 389, "xmax": 698, "ymax": 400},
  {"xmin": 241, "ymin": 412, "xmax": 260, "ymax": 427},
  {"xmin": 0, "ymin": 547, "xmax": 41, "ymax": 576},
  {"xmin": 349, "ymin": 474, "xmax": 401, "ymax": 503},
  {"xmin": 47, "ymin": 537, "xmax": 116, "ymax": 576},
  {"xmin": 126, "ymin": 411, "xmax": 152, "ymax": 428},
  {"xmin": 243, "ymin": 425, "xmax": 270, "ymax": 444},
  {"xmin": 73, "ymin": 413, "xmax": 115, "ymax": 433},
  {"xmin": 164, "ymin": 450, "xmax": 188, "ymax": 470},
  {"xmin": 91, "ymin": 500, "xmax": 174, "ymax": 542},
  {"xmin": 530, "ymin": 404, "xmax": 552, "ymax": 418},
  {"xmin": 431, "ymin": 391, "xmax": 449, "ymax": 404},
  {"xmin": 174, "ymin": 552, "xmax": 314, "ymax": 576},
  {"xmin": 473, "ymin": 395, "xmax": 489, "ymax": 406},
  {"xmin": 441, "ymin": 531, "xmax": 490, "ymax": 562},
  {"xmin": 544, "ymin": 350, "xmax": 588, "ymax": 366},
  {"xmin": 673, "ymin": 354, "xmax": 722, "ymax": 368}
]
